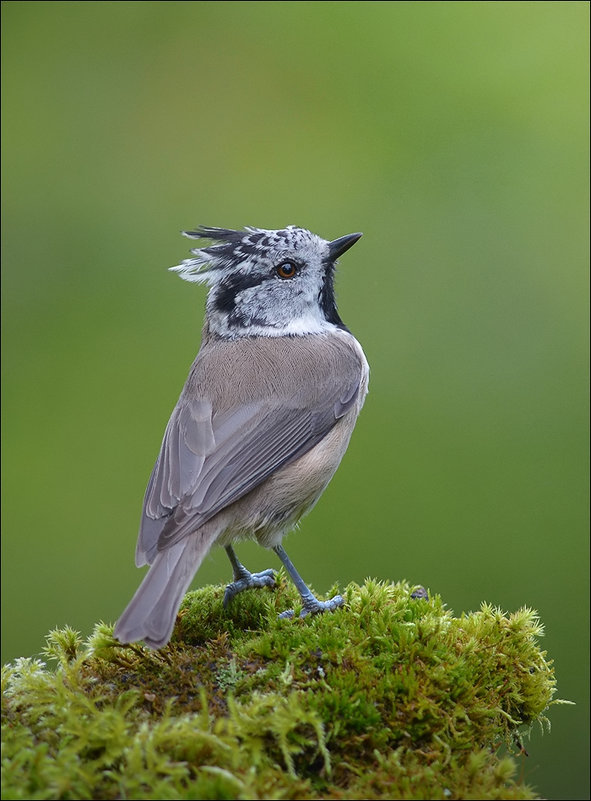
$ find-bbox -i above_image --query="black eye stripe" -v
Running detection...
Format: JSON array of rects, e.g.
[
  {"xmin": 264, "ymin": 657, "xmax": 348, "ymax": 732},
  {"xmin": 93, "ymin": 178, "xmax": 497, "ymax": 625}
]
[{"xmin": 214, "ymin": 272, "xmax": 265, "ymax": 313}]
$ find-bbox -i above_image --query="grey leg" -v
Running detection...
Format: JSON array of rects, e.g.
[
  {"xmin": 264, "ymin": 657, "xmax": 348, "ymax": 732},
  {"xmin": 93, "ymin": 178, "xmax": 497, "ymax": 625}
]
[
  {"xmin": 273, "ymin": 544, "xmax": 344, "ymax": 619},
  {"xmin": 223, "ymin": 545, "xmax": 276, "ymax": 608}
]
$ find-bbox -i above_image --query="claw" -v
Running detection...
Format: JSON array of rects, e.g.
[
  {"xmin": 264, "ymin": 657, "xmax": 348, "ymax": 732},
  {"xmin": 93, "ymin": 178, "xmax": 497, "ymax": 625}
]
[
  {"xmin": 300, "ymin": 593, "xmax": 344, "ymax": 617},
  {"xmin": 278, "ymin": 593, "xmax": 344, "ymax": 620},
  {"xmin": 223, "ymin": 568, "xmax": 276, "ymax": 608}
]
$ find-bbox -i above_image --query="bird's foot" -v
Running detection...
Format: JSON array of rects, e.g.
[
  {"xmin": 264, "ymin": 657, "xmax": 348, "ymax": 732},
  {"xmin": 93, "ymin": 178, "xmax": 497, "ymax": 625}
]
[
  {"xmin": 223, "ymin": 567, "xmax": 276, "ymax": 608},
  {"xmin": 279, "ymin": 592, "xmax": 345, "ymax": 620}
]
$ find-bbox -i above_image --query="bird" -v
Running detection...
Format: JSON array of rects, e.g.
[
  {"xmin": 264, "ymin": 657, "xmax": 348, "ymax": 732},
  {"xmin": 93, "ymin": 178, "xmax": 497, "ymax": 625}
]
[{"xmin": 114, "ymin": 225, "xmax": 369, "ymax": 649}]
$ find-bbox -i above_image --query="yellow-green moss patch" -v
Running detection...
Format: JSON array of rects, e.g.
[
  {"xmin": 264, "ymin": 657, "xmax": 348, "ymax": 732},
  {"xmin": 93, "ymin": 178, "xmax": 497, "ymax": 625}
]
[{"xmin": 2, "ymin": 578, "xmax": 563, "ymax": 799}]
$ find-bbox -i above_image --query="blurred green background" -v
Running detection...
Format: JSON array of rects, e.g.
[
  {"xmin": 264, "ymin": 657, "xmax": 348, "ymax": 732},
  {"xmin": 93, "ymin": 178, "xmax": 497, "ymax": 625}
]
[{"xmin": 1, "ymin": 1, "xmax": 588, "ymax": 798}]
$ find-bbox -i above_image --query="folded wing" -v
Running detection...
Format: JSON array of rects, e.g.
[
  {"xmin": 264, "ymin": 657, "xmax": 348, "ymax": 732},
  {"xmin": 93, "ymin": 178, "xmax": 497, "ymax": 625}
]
[{"xmin": 136, "ymin": 337, "xmax": 364, "ymax": 565}]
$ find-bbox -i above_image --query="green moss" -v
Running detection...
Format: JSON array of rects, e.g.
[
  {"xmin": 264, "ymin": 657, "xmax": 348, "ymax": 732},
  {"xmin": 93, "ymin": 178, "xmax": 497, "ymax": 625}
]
[{"xmin": 2, "ymin": 578, "xmax": 566, "ymax": 800}]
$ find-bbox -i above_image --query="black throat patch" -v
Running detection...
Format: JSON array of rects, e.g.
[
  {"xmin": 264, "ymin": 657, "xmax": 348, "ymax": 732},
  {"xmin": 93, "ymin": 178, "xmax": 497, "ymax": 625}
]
[{"xmin": 319, "ymin": 262, "xmax": 346, "ymax": 329}]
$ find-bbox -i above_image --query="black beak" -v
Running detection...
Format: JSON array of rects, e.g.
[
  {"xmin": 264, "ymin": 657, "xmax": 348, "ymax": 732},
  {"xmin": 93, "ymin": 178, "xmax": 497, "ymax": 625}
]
[{"xmin": 328, "ymin": 232, "xmax": 363, "ymax": 261}]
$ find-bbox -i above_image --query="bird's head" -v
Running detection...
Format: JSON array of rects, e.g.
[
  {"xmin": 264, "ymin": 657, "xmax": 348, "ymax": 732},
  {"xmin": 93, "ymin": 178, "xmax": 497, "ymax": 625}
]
[{"xmin": 170, "ymin": 225, "xmax": 362, "ymax": 338}]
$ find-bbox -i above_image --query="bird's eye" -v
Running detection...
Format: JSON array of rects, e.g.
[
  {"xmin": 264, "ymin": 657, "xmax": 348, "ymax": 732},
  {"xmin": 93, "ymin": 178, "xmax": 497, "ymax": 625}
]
[{"xmin": 275, "ymin": 261, "xmax": 298, "ymax": 279}]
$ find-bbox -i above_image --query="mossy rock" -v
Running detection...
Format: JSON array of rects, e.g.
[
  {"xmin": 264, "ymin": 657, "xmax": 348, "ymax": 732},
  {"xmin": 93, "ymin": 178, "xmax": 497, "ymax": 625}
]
[{"xmin": 1, "ymin": 578, "xmax": 562, "ymax": 799}]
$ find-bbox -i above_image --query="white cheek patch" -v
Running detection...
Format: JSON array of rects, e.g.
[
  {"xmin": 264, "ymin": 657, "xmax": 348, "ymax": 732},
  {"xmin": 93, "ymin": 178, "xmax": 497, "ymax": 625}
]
[{"xmin": 230, "ymin": 276, "xmax": 332, "ymax": 336}]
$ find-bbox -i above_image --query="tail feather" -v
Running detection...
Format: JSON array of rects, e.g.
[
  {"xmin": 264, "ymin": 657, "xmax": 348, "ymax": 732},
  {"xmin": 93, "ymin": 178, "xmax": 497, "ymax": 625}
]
[{"xmin": 114, "ymin": 532, "xmax": 215, "ymax": 649}]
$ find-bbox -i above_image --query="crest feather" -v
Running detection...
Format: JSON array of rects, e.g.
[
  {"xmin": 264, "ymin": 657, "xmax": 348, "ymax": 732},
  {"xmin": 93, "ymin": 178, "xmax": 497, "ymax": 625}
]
[
  {"xmin": 169, "ymin": 227, "xmax": 250, "ymax": 283},
  {"xmin": 169, "ymin": 225, "xmax": 304, "ymax": 283}
]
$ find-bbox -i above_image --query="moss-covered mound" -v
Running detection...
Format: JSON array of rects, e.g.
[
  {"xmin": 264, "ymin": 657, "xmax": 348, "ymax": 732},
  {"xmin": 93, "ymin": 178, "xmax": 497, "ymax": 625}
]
[{"xmin": 2, "ymin": 578, "xmax": 560, "ymax": 800}]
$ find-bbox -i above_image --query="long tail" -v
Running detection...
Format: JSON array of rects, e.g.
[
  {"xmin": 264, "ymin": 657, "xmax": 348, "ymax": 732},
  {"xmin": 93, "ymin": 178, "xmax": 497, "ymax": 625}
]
[{"xmin": 114, "ymin": 532, "xmax": 215, "ymax": 649}]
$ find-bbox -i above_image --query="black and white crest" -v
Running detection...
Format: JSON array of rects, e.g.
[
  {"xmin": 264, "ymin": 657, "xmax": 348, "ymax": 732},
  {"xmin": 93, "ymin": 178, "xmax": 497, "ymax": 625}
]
[{"xmin": 170, "ymin": 226, "xmax": 362, "ymax": 338}]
